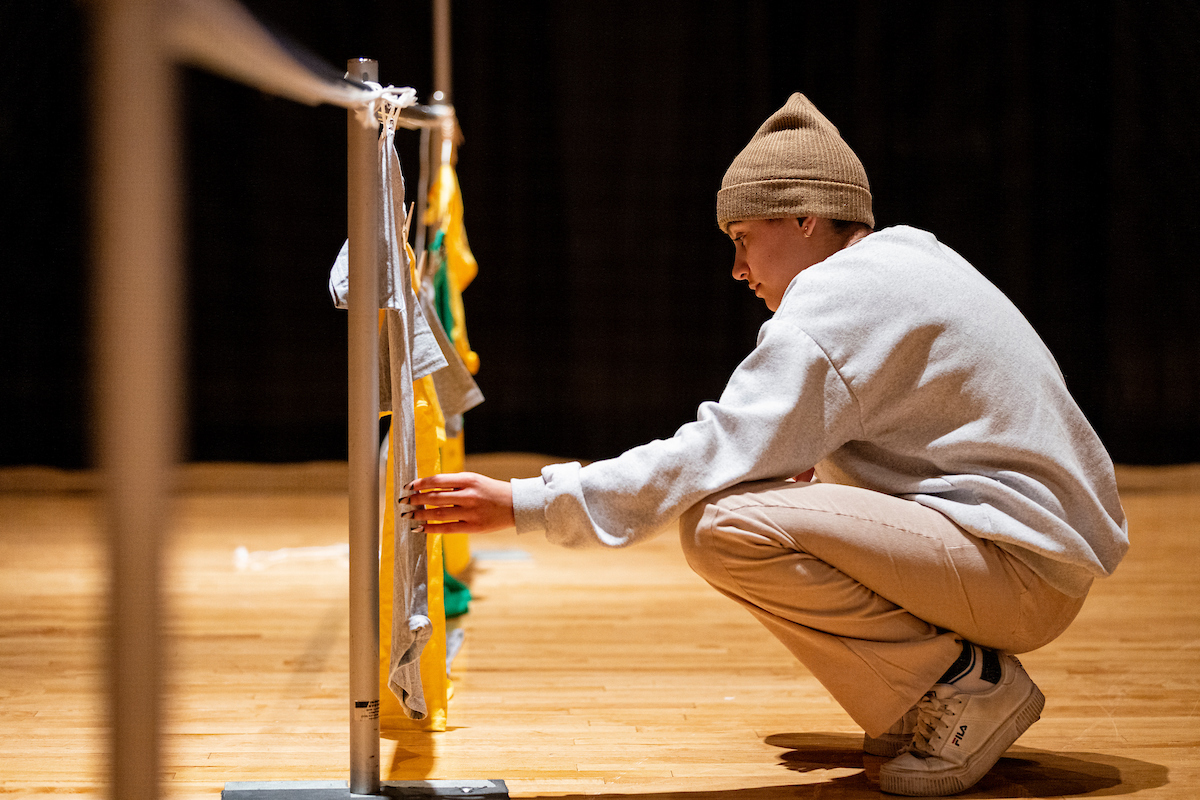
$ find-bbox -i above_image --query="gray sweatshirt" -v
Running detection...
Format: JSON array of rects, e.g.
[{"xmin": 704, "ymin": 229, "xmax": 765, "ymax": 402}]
[{"xmin": 512, "ymin": 226, "xmax": 1128, "ymax": 597}]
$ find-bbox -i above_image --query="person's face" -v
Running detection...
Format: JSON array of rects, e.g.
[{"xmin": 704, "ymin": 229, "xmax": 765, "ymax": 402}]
[{"xmin": 727, "ymin": 218, "xmax": 812, "ymax": 311}]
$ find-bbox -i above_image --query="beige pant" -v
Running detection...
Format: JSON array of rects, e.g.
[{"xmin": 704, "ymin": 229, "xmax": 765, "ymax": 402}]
[{"xmin": 679, "ymin": 480, "xmax": 1086, "ymax": 737}]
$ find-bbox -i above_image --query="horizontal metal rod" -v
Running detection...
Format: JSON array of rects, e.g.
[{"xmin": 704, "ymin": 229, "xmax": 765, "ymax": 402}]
[{"xmin": 393, "ymin": 102, "xmax": 454, "ymax": 130}]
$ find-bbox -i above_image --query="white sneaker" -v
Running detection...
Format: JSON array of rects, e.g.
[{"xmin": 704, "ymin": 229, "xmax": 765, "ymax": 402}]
[
  {"xmin": 879, "ymin": 654, "xmax": 1044, "ymax": 796},
  {"xmin": 864, "ymin": 705, "xmax": 917, "ymax": 758}
]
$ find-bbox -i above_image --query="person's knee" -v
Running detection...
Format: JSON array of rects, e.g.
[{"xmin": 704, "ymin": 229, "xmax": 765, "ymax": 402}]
[
  {"xmin": 681, "ymin": 481, "xmax": 800, "ymax": 582},
  {"xmin": 679, "ymin": 498, "xmax": 721, "ymax": 580}
]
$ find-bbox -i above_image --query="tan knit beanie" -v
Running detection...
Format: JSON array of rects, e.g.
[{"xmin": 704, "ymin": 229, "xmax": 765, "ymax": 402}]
[{"xmin": 717, "ymin": 93, "xmax": 874, "ymax": 233}]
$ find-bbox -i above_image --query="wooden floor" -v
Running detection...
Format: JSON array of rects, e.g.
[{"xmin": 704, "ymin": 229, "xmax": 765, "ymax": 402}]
[{"xmin": 2, "ymin": 456, "xmax": 1198, "ymax": 799}]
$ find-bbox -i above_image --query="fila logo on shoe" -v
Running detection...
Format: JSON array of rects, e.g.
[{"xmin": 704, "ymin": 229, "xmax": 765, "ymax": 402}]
[{"xmin": 951, "ymin": 724, "xmax": 968, "ymax": 746}]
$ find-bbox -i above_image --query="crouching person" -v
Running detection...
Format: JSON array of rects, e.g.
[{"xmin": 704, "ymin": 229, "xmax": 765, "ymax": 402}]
[{"xmin": 406, "ymin": 94, "xmax": 1128, "ymax": 796}]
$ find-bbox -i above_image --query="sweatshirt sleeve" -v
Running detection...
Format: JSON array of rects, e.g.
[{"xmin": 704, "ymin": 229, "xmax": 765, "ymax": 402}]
[{"xmin": 511, "ymin": 319, "xmax": 863, "ymax": 548}]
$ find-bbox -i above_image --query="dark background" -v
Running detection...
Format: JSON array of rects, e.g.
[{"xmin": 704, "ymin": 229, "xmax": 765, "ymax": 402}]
[{"xmin": 2, "ymin": 1, "xmax": 1198, "ymax": 469}]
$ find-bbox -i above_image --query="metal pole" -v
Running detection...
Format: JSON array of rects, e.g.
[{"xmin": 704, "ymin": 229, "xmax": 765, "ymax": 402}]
[
  {"xmin": 419, "ymin": 0, "xmax": 452, "ymax": 258},
  {"xmin": 415, "ymin": 125, "xmax": 430, "ymax": 260},
  {"xmin": 346, "ymin": 57, "xmax": 382, "ymax": 797},
  {"xmin": 93, "ymin": 1, "xmax": 181, "ymax": 799},
  {"xmin": 432, "ymin": 0, "xmax": 451, "ymax": 103}
]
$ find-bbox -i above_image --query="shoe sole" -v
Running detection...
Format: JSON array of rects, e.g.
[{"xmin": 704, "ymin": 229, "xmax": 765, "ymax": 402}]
[
  {"xmin": 864, "ymin": 732, "xmax": 909, "ymax": 759},
  {"xmin": 879, "ymin": 683, "xmax": 1045, "ymax": 796}
]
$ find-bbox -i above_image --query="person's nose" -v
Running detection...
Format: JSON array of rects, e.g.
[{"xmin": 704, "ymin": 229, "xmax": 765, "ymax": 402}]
[{"xmin": 732, "ymin": 252, "xmax": 749, "ymax": 281}]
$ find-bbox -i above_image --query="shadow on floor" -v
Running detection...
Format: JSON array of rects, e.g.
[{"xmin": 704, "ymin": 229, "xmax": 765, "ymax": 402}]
[
  {"xmin": 763, "ymin": 732, "xmax": 1167, "ymax": 798},
  {"xmin": 463, "ymin": 732, "xmax": 1170, "ymax": 799}
]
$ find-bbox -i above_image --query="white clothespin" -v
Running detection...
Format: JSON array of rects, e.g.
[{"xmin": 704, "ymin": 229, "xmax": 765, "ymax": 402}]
[
  {"xmin": 382, "ymin": 94, "xmax": 401, "ymax": 133},
  {"xmin": 414, "ymin": 249, "xmax": 428, "ymax": 288},
  {"xmin": 402, "ymin": 202, "xmax": 415, "ymax": 243}
]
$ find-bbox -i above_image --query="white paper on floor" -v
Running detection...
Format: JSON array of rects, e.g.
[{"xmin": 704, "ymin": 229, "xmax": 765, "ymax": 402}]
[{"xmin": 234, "ymin": 544, "xmax": 350, "ymax": 571}]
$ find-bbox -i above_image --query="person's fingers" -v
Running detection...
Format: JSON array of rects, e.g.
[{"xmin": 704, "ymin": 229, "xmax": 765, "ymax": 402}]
[
  {"xmin": 406, "ymin": 474, "xmax": 501, "ymax": 509},
  {"xmin": 406, "ymin": 503, "xmax": 471, "ymax": 523},
  {"xmin": 404, "ymin": 490, "xmax": 478, "ymax": 514},
  {"xmin": 403, "ymin": 488, "xmax": 454, "ymax": 508},
  {"xmin": 404, "ymin": 472, "xmax": 475, "ymax": 494},
  {"xmin": 396, "ymin": 472, "xmax": 513, "ymax": 534},
  {"xmin": 414, "ymin": 521, "xmax": 475, "ymax": 534}
]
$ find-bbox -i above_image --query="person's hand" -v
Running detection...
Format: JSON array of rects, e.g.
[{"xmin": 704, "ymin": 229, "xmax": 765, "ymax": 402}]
[{"xmin": 403, "ymin": 472, "xmax": 515, "ymax": 534}]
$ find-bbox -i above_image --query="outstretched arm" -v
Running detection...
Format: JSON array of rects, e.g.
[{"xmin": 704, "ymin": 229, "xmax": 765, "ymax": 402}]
[{"xmin": 404, "ymin": 472, "xmax": 515, "ymax": 534}]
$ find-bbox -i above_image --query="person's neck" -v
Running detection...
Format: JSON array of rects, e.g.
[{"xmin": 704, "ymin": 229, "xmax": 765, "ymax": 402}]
[{"xmin": 840, "ymin": 225, "xmax": 873, "ymax": 250}]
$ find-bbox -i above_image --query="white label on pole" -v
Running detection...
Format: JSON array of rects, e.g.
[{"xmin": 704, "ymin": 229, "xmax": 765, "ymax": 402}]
[{"xmin": 353, "ymin": 699, "xmax": 380, "ymax": 721}]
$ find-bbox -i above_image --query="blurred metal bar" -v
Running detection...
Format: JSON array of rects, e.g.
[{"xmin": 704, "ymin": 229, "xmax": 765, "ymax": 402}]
[
  {"xmin": 433, "ymin": 0, "xmax": 451, "ymax": 102},
  {"xmin": 415, "ymin": 124, "xmax": 431, "ymax": 259},
  {"xmin": 395, "ymin": 101, "xmax": 454, "ymax": 130},
  {"xmin": 93, "ymin": 1, "xmax": 182, "ymax": 799},
  {"xmin": 416, "ymin": 0, "xmax": 455, "ymax": 259},
  {"xmin": 346, "ymin": 56, "xmax": 382, "ymax": 798}
]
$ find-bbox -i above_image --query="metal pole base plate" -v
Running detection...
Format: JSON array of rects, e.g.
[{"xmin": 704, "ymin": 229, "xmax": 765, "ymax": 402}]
[{"xmin": 221, "ymin": 780, "xmax": 509, "ymax": 799}]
